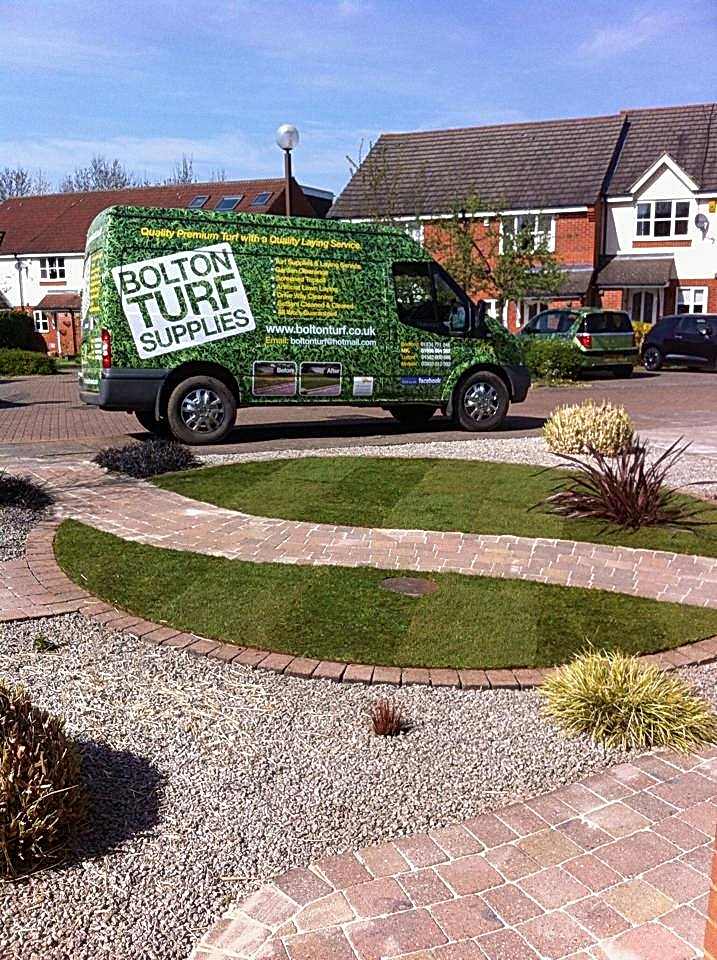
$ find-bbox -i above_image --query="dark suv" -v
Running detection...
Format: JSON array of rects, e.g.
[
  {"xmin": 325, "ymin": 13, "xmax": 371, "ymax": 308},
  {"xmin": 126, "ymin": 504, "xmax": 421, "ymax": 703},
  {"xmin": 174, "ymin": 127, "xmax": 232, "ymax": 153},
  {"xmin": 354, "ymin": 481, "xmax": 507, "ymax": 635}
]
[{"xmin": 642, "ymin": 314, "xmax": 717, "ymax": 371}]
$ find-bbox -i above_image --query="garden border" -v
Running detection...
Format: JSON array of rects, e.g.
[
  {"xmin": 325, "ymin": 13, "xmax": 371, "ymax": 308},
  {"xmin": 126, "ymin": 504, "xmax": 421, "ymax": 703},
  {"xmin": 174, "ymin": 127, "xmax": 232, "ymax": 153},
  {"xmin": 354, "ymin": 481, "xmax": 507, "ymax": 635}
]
[{"xmin": 6, "ymin": 519, "xmax": 717, "ymax": 690}]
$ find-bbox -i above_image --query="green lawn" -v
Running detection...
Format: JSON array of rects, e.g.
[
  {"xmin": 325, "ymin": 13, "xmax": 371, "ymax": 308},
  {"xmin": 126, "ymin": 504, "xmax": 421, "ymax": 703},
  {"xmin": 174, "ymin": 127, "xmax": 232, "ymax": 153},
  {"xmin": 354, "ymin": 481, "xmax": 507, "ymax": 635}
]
[
  {"xmin": 55, "ymin": 520, "xmax": 717, "ymax": 669},
  {"xmin": 154, "ymin": 457, "xmax": 717, "ymax": 559}
]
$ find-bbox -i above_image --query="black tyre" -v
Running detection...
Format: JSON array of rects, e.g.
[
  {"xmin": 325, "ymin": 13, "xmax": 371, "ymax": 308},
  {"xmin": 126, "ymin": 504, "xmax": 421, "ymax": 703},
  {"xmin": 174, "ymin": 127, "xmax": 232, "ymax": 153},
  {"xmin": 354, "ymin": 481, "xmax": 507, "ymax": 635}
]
[
  {"xmin": 387, "ymin": 405, "xmax": 438, "ymax": 429},
  {"xmin": 642, "ymin": 345, "xmax": 663, "ymax": 371},
  {"xmin": 613, "ymin": 365, "xmax": 634, "ymax": 378},
  {"xmin": 166, "ymin": 375, "xmax": 237, "ymax": 445},
  {"xmin": 454, "ymin": 370, "xmax": 509, "ymax": 432},
  {"xmin": 135, "ymin": 410, "xmax": 169, "ymax": 436}
]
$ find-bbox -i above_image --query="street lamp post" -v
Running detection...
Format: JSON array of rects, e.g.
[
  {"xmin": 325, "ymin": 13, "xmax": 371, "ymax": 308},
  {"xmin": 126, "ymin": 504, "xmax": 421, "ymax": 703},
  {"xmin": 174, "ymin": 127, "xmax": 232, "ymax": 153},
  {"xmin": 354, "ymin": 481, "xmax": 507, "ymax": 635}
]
[{"xmin": 275, "ymin": 124, "xmax": 300, "ymax": 217}]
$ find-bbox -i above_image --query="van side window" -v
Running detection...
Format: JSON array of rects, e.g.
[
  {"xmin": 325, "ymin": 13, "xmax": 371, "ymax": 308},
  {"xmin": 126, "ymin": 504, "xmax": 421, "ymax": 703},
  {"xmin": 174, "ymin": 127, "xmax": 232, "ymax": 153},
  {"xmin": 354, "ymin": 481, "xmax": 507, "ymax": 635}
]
[
  {"xmin": 392, "ymin": 262, "xmax": 468, "ymax": 336},
  {"xmin": 393, "ymin": 262, "xmax": 436, "ymax": 330},
  {"xmin": 435, "ymin": 273, "xmax": 468, "ymax": 334}
]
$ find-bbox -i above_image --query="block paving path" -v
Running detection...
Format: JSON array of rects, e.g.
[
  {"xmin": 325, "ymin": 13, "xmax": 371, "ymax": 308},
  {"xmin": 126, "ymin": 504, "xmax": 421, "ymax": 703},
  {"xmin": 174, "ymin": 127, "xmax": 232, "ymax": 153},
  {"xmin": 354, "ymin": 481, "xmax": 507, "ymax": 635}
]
[
  {"xmin": 10, "ymin": 457, "xmax": 717, "ymax": 611},
  {"xmin": 189, "ymin": 750, "xmax": 717, "ymax": 960},
  {"xmin": 3, "ymin": 456, "xmax": 717, "ymax": 687}
]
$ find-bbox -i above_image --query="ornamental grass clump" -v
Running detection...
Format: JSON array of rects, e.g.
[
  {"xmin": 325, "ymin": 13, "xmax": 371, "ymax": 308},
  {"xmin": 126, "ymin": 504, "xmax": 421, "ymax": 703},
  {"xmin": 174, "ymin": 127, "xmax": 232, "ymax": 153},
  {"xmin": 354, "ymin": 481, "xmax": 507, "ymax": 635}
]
[
  {"xmin": 370, "ymin": 698, "xmax": 407, "ymax": 737},
  {"xmin": 541, "ymin": 436, "xmax": 716, "ymax": 533},
  {"xmin": 93, "ymin": 438, "xmax": 200, "ymax": 479},
  {"xmin": 544, "ymin": 400, "xmax": 634, "ymax": 456},
  {"xmin": 541, "ymin": 649, "xmax": 717, "ymax": 752},
  {"xmin": 1, "ymin": 682, "xmax": 84, "ymax": 878}
]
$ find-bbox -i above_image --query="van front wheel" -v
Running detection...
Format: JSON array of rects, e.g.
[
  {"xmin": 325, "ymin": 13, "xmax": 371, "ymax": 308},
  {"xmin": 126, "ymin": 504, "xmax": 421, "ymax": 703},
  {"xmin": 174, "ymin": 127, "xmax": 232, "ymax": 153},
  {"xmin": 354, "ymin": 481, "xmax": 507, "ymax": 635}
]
[
  {"xmin": 166, "ymin": 376, "xmax": 237, "ymax": 445},
  {"xmin": 454, "ymin": 371, "xmax": 509, "ymax": 432}
]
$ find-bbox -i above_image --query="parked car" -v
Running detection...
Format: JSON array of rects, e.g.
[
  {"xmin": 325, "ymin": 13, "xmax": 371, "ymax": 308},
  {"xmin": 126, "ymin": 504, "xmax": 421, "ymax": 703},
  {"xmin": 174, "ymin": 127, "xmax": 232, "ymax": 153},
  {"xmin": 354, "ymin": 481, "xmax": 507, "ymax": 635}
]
[
  {"xmin": 642, "ymin": 314, "xmax": 717, "ymax": 371},
  {"xmin": 520, "ymin": 308, "xmax": 637, "ymax": 377}
]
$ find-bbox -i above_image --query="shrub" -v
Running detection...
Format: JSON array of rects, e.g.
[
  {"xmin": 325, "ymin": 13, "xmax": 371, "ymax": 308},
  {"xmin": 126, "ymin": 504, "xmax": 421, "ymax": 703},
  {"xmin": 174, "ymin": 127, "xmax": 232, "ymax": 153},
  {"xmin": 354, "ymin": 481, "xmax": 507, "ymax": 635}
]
[
  {"xmin": 0, "ymin": 311, "xmax": 47, "ymax": 352},
  {"xmin": 542, "ymin": 649, "xmax": 717, "ymax": 752},
  {"xmin": 93, "ymin": 438, "xmax": 201, "ymax": 479},
  {"xmin": 540, "ymin": 436, "xmax": 715, "ymax": 533},
  {"xmin": 0, "ymin": 471, "xmax": 54, "ymax": 510},
  {"xmin": 632, "ymin": 320, "xmax": 652, "ymax": 349},
  {"xmin": 1, "ymin": 682, "xmax": 84, "ymax": 878},
  {"xmin": 521, "ymin": 338, "xmax": 583, "ymax": 382},
  {"xmin": 544, "ymin": 400, "xmax": 634, "ymax": 455},
  {"xmin": 370, "ymin": 698, "xmax": 407, "ymax": 736},
  {"xmin": 0, "ymin": 349, "xmax": 57, "ymax": 376}
]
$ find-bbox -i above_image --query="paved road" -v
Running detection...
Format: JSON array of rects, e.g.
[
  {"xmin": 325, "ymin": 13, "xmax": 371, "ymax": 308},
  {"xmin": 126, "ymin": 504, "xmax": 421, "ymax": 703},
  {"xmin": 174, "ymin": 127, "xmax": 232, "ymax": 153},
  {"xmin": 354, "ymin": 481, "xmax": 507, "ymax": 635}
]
[{"xmin": 1, "ymin": 368, "xmax": 715, "ymax": 459}]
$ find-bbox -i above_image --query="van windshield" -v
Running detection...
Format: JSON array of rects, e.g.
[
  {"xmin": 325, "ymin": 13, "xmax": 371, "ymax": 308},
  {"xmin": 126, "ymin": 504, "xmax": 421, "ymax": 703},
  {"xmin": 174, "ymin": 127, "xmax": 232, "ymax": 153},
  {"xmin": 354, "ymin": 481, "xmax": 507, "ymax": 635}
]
[{"xmin": 393, "ymin": 262, "xmax": 469, "ymax": 336}]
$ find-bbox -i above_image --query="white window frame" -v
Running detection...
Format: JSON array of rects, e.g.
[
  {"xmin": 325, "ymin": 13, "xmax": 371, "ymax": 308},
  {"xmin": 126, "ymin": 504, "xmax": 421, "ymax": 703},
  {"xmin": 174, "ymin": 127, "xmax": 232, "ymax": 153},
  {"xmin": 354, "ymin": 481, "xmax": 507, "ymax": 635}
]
[
  {"xmin": 515, "ymin": 299, "xmax": 550, "ymax": 328},
  {"xmin": 501, "ymin": 214, "xmax": 556, "ymax": 252},
  {"xmin": 676, "ymin": 286, "xmax": 708, "ymax": 314},
  {"xmin": 634, "ymin": 199, "xmax": 691, "ymax": 240},
  {"xmin": 482, "ymin": 298, "xmax": 498, "ymax": 319},
  {"xmin": 39, "ymin": 256, "xmax": 66, "ymax": 281},
  {"xmin": 628, "ymin": 288, "xmax": 661, "ymax": 325},
  {"xmin": 33, "ymin": 310, "xmax": 50, "ymax": 333}
]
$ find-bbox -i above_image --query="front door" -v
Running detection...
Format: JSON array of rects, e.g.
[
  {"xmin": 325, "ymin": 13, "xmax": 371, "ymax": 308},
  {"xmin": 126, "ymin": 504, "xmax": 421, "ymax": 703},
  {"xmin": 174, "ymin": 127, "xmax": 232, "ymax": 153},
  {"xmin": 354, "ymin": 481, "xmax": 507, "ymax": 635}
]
[{"xmin": 630, "ymin": 289, "xmax": 659, "ymax": 325}]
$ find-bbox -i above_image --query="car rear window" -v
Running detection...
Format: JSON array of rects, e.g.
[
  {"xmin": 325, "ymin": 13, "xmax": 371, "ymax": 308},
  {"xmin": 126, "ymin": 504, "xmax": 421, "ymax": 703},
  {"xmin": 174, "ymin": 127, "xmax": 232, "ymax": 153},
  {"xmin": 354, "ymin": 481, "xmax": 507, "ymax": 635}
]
[{"xmin": 584, "ymin": 312, "xmax": 633, "ymax": 333}]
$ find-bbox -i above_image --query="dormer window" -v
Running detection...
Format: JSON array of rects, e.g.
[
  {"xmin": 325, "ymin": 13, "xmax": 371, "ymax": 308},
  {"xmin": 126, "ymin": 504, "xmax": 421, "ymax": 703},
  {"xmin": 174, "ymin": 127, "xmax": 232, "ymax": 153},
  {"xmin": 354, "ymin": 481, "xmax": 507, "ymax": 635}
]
[{"xmin": 635, "ymin": 200, "xmax": 690, "ymax": 238}]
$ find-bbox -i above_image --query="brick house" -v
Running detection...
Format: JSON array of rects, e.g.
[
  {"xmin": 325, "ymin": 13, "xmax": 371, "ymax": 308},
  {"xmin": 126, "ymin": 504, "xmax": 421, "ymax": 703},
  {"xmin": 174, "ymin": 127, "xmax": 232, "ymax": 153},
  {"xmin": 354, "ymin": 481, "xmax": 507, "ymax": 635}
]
[
  {"xmin": 0, "ymin": 178, "xmax": 333, "ymax": 355},
  {"xmin": 329, "ymin": 102, "xmax": 717, "ymax": 332}
]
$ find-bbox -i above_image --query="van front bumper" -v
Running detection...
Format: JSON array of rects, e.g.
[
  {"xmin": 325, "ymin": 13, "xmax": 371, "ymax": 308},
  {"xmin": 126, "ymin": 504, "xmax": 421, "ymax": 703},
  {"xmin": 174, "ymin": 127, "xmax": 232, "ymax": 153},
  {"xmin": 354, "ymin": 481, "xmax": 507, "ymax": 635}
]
[
  {"xmin": 79, "ymin": 368, "xmax": 168, "ymax": 411},
  {"xmin": 504, "ymin": 363, "xmax": 531, "ymax": 402}
]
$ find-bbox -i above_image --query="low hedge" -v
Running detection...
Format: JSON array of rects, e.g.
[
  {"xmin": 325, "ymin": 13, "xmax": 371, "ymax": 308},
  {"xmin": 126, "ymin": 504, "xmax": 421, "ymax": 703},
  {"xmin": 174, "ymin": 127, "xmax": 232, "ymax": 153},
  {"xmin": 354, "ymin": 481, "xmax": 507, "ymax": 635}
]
[
  {"xmin": 521, "ymin": 338, "xmax": 583, "ymax": 382},
  {"xmin": 0, "ymin": 311, "xmax": 48, "ymax": 352},
  {"xmin": 0, "ymin": 349, "xmax": 57, "ymax": 376}
]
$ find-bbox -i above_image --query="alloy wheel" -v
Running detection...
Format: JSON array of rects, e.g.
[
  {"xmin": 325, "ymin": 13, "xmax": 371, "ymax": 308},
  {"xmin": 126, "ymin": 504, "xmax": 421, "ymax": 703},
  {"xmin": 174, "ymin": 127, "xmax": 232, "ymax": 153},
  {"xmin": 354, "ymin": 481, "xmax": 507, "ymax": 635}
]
[
  {"xmin": 180, "ymin": 388, "xmax": 225, "ymax": 433},
  {"xmin": 462, "ymin": 382, "xmax": 500, "ymax": 421},
  {"xmin": 643, "ymin": 347, "xmax": 661, "ymax": 371}
]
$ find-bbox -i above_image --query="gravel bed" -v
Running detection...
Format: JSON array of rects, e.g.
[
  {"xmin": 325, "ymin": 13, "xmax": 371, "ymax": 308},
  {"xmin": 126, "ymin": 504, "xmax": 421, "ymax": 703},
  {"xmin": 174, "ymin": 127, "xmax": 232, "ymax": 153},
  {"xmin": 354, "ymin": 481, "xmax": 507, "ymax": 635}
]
[
  {"xmin": 1, "ymin": 613, "xmax": 635, "ymax": 960},
  {"xmin": 0, "ymin": 505, "xmax": 47, "ymax": 561},
  {"xmin": 200, "ymin": 435, "xmax": 717, "ymax": 500}
]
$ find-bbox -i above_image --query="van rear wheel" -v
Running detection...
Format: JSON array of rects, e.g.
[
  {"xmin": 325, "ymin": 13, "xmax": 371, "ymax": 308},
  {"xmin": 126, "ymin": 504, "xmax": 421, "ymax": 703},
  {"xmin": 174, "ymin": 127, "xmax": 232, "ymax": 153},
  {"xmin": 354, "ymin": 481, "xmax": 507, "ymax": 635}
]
[
  {"xmin": 454, "ymin": 371, "xmax": 509, "ymax": 432},
  {"xmin": 387, "ymin": 405, "xmax": 438, "ymax": 429},
  {"xmin": 166, "ymin": 375, "xmax": 237, "ymax": 445},
  {"xmin": 135, "ymin": 411, "xmax": 169, "ymax": 437}
]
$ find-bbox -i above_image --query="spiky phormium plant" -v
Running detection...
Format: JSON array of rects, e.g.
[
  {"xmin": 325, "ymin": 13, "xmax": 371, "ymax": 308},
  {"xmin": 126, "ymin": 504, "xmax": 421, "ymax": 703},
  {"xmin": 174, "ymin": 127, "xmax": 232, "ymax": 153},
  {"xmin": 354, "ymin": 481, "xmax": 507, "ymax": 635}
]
[{"xmin": 540, "ymin": 437, "xmax": 716, "ymax": 533}]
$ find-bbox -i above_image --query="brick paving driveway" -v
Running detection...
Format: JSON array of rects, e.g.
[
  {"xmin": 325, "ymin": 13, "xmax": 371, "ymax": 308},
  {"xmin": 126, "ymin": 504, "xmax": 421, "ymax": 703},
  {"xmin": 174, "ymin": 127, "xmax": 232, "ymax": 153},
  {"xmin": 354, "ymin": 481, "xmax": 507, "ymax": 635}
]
[
  {"xmin": 191, "ymin": 750, "xmax": 717, "ymax": 960},
  {"xmin": 1, "ymin": 368, "xmax": 716, "ymax": 459}
]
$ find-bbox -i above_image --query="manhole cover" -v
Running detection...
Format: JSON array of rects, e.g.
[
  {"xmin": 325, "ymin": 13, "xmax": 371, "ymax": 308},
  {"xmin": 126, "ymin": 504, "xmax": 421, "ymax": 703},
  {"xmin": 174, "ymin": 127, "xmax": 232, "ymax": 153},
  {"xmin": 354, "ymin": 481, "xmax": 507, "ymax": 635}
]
[{"xmin": 380, "ymin": 576, "xmax": 438, "ymax": 597}]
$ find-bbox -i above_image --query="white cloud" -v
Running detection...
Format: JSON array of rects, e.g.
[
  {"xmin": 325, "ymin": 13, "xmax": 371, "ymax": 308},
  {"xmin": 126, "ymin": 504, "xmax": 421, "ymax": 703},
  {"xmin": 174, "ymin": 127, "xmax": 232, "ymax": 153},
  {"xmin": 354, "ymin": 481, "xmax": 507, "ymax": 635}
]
[{"xmin": 579, "ymin": 9, "xmax": 681, "ymax": 58}]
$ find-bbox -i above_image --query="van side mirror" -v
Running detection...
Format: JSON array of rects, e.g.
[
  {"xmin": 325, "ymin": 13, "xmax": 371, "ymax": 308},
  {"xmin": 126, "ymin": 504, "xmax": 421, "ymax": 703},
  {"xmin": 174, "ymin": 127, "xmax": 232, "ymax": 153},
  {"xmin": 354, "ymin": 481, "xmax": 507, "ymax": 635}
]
[{"xmin": 472, "ymin": 300, "xmax": 487, "ymax": 337}]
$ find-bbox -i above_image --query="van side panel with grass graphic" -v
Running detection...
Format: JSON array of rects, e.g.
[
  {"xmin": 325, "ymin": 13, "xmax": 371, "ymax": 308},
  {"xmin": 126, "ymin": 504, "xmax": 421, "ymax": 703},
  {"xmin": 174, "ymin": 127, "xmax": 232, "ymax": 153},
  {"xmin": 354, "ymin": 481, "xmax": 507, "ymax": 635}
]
[{"xmin": 79, "ymin": 205, "xmax": 529, "ymax": 443}]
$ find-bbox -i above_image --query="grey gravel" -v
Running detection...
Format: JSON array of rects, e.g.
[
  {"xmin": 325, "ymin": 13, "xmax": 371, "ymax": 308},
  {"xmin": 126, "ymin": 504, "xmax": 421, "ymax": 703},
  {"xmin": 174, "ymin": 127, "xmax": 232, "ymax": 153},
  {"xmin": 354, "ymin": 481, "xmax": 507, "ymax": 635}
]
[
  {"xmin": 0, "ymin": 505, "xmax": 46, "ymax": 561},
  {"xmin": 1, "ymin": 613, "xmax": 633, "ymax": 960},
  {"xmin": 200, "ymin": 435, "xmax": 717, "ymax": 500}
]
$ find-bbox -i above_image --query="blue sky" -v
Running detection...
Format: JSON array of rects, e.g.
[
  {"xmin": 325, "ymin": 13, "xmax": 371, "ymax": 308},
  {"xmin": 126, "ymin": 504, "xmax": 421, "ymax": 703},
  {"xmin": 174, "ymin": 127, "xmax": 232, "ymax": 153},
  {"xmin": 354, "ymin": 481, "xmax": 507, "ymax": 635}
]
[{"xmin": 1, "ymin": 0, "xmax": 716, "ymax": 195}]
